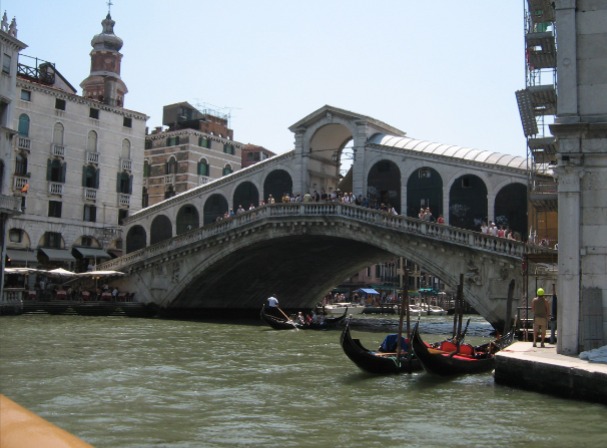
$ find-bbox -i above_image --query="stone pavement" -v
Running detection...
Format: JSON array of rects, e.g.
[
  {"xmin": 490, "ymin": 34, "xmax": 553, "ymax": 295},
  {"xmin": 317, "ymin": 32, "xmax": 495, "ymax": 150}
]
[{"xmin": 494, "ymin": 341, "xmax": 607, "ymax": 404}]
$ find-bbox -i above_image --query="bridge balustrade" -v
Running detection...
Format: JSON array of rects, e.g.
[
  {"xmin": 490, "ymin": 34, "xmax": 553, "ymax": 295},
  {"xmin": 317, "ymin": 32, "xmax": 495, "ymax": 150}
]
[{"xmin": 102, "ymin": 203, "xmax": 553, "ymax": 273}]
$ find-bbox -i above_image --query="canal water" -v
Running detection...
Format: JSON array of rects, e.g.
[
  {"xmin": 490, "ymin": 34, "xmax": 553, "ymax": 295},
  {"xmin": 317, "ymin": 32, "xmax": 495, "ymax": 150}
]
[{"xmin": 1, "ymin": 314, "xmax": 605, "ymax": 448}]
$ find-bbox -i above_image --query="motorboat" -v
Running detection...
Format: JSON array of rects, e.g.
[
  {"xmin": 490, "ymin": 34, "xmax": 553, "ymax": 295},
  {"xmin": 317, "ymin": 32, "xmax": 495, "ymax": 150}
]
[
  {"xmin": 427, "ymin": 305, "xmax": 447, "ymax": 316},
  {"xmin": 323, "ymin": 302, "xmax": 365, "ymax": 315}
]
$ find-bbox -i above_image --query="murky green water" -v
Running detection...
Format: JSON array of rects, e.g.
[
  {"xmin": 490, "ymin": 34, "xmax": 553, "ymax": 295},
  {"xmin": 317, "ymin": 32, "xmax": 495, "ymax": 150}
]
[{"xmin": 1, "ymin": 314, "xmax": 605, "ymax": 447}]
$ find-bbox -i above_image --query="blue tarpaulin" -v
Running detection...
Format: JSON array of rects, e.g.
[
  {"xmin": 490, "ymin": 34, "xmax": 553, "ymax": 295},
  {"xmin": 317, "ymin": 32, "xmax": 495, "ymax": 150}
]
[{"xmin": 357, "ymin": 288, "xmax": 379, "ymax": 295}]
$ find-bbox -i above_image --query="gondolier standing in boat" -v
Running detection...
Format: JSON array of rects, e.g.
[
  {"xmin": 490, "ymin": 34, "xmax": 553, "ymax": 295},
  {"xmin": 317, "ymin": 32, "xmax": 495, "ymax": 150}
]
[
  {"xmin": 266, "ymin": 294, "xmax": 279, "ymax": 308},
  {"xmin": 532, "ymin": 288, "xmax": 550, "ymax": 348}
]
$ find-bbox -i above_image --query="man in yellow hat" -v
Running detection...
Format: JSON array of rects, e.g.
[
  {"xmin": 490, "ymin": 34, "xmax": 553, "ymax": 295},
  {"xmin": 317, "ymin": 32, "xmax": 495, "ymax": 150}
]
[{"xmin": 532, "ymin": 287, "xmax": 550, "ymax": 347}]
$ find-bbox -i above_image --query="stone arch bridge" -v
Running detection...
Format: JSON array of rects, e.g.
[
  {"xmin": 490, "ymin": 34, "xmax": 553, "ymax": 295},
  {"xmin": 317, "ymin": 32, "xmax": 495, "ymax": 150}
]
[{"xmin": 103, "ymin": 203, "xmax": 551, "ymax": 330}]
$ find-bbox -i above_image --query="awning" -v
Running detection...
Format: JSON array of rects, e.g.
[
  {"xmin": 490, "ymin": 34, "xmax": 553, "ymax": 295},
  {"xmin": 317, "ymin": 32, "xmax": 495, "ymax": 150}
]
[
  {"xmin": 357, "ymin": 288, "xmax": 379, "ymax": 295},
  {"xmin": 72, "ymin": 247, "xmax": 111, "ymax": 260},
  {"xmin": 38, "ymin": 248, "xmax": 76, "ymax": 262},
  {"xmin": 5, "ymin": 249, "xmax": 38, "ymax": 263}
]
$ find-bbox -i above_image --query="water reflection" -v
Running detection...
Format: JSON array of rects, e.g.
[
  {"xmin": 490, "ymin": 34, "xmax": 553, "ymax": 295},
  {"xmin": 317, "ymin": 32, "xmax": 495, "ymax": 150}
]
[{"xmin": 0, "ymin": 315, "xmax": 605, "ymax": 448}]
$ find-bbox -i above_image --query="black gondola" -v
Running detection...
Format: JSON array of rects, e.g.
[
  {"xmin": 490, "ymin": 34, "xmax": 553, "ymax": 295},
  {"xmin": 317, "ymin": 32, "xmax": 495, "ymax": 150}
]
[
  {"xmin": 410, "ymin": 322, "xmax": 512, "ymax": 376},
  {"xmin": 340, "ymin": 319, "xmax": 422, "ymax": 374},
  {"xmin": 260, "ymin": 305, "xmax": 347, "ymax": 330}
]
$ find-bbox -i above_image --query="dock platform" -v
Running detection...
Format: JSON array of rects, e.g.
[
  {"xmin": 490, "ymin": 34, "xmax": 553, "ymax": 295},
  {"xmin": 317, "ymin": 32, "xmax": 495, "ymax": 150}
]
[{"xmin": 494, "ymin": 342, "xmax": 607, "ymax": 404}]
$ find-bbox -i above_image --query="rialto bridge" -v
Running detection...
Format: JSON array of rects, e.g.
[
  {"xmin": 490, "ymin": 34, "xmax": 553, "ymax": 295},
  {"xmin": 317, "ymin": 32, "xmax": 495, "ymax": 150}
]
[{"xmin": 102, "ymin": 105, "xmax": 556, "ymax": 329}]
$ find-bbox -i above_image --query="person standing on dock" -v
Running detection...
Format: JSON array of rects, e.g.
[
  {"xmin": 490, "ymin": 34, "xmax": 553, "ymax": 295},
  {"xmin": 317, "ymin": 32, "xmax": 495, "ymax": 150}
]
[{"xmin": 532, "ymin": 288, "xmax": 550, "ymax": 348}]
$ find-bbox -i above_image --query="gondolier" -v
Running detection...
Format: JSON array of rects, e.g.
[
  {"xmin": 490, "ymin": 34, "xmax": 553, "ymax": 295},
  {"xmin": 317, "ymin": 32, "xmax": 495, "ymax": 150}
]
[{"xmin": 266, "ymin": 294, "xmax": 279, "ymax": 308}]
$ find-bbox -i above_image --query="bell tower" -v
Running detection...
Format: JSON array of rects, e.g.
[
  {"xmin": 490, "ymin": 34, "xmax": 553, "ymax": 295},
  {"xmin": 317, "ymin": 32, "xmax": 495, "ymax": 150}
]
[{"xmin": 80, "ymin": 10, "xmax": 128, "ymax": 107}]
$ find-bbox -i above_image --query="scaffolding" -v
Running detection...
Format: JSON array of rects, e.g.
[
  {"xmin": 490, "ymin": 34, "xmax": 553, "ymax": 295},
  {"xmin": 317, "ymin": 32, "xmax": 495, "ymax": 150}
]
[{"xmin": 516, "ymin": 0, "xmax": 558, "ymax": 245}]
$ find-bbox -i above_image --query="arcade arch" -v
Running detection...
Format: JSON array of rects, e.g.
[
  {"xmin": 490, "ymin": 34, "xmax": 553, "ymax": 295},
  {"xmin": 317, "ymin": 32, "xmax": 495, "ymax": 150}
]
[
  {"xmin": 204, "ymin": 193, "xmax": 228, "ymax": 225},
  {"xmin": 367, "ymin": 160, "xmax": 401, "ymax": 212},
  {"xmin": 233, "ymin": 181, "xmax": 260, "ymax": 210},
  {"xmin": 449, "ymin": 174, "xmax": 487, "ymax": 230},
  {"xmin": 150, "ymin": 215, "xmax": 172, "ymax": 245},
  {"xmin": 264, "ymin": 170, "xmax": 293, "ymax": 203},
  {"xmin": 406, "ymin": 167, "xmax": 443, "ymax": 219},
  {"xmin": 176, "ymin": 204, "xmax": 199, "ymax": 235}
]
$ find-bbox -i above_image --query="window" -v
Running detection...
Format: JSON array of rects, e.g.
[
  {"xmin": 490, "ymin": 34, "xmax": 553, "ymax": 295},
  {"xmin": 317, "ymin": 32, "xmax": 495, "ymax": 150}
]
[
  {"xmin": 47, "ymin": 159, "xmax": 66, "ymax": 182},
  {"xmin": 48, "ymin": 201, "xmax": 62, "ymax": 218},
  {"xmin": 83, "ymin": 165, "xmax": 99, "ymax": 188},
  {"xmin": 87, "ymin": 130, "xmax": 98, "ymax": 152},
  {"xmin": 118, "ymin": 209, "xmax": 129, "ymax": 225},
  {"xmin": 15, "ymin": 154, "xmax": 28, "ymax": 176},
  {"xmin": 53, "ymin": 122, "xmax": 64, "ymax": 145},
  {"xmin": 418, "ymin": 168, "xmax": 431, "ymax": 179},
  {"xmin": 8, "ymin": 229, "xmax": 23, "ymax": 243},
  {"xmin": 83, "ymin": 205, "xmax": 97, "ymax": 222},
  {"xmin": 462, "ymin": 177, "xmax": 471, "ymax": 189},
  {"xmin": 121, "ymin": 139, "xmax": 131, "ymax": 159},
  {"xmin": 89, "ymin": 108, "xmax": 99, "ymax": 119},
  {"xmin": 21, "ymin": 90, "xmax": 31, "ymax": 101},
  {"xmin": 142, "ymin": 187, "xmax": 148, "ymax": 208},
  {"xmin": 145, "ymin": 139, "xmax": 153, "ymax": 149},
  {"xmin": 223, "ymin": 143, "xmax": 235, "ymax": 155},
  {"xmin": 166, "ymin": 136, "xmax": 180, "ymax": 146},
  {"xmin": 55, "ymin": 98, "xmax": 66, "ymax": 110},
  {"xmin": 198, "ymin": 159, "xmax": 209, "ymax": 176},
  {"xmin": 2, "ymin": 53, "xmax": 11, "ymax": 74},
  {"xmin": 81, "ymin": 236, "xmax": 93, "ymax": 247},
  {"xmin": 199, "ymin": 136, "xmax": 210, "ymax": 148},
  {"xmin": 123, "ymin": 117, "xmax": 132, "ymax": 128},
  {"xmin": 44, "ymin": 231, "xmax": 62, "ymax": 248},
  {"xmin": 222, "ymin": 164, "xmax": 233, "ymax": 175},
  {"xmin": 143, "ymin": 161, "xmax": 150, "ymax": 177},
  {"xmin": 166, "ymin": 157, "xmax": 178, "ymax": 175},
  {"xmin": 117, "ymin": 171, "xmax": 132, "ymax": 194},
  {"xmin": 18, "ymin": 114, "xmax": 30, "ymax": 136}
]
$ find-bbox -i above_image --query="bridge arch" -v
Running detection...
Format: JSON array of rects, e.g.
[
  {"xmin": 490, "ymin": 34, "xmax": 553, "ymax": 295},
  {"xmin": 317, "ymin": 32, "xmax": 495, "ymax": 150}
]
[
  {"xmin": 150, "ymin": 215, "xmax": 173, "ymax": 244},
  {"xmin": 494, "ymin": 182, "xmax": 527, "ymax": 238},
  {"xmin": 406, "ymin": 166, "xmax": 443, "ymax": 219},
  {"xmin": 204, "ymin": 193, "xmax": 229, "ymax": 224},
  {"xmin": 126, "ymin": 225, "xmax": 146, "ymax": 253},
  {"xmin": 264, "ymin": 169, "xmax": 293, "ymax": 202},
  {"xmin": 448, "ymin": 174, "xmax": 488, "ymax": 230},
  {"xmin": 176, "ymin": 204, "xmax": 199, "ymax": 235},
  {"xmin": 367, "ymin": 160, "xmax": 401, "ymax": 212},
  {"xmin": 233, "ymin": 181, "xmax": 260, "ymax": 210}
]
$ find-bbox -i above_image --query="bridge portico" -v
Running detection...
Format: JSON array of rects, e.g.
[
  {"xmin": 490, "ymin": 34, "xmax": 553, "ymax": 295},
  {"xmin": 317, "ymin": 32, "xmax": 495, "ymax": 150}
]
[{"xmin": 110, "ymin": 105, "xmax": 548, "ymax": 328}]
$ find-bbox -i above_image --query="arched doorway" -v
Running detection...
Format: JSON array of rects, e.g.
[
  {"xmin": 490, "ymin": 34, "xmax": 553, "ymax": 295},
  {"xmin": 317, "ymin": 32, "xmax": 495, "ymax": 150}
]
[
  {"xmin": 176, "ymin": 204, "xmax": 199, "ymax": 235},
  {"xmin": 264, "ymin": 170, "xmax": 293, "ymax": 203},
  {"xmin": 406, "ymin": 167, "xmax": 443, "ymax": 219},
  {"xmin": 449, "ymin": 174, "xmax": 487, "ymax": 230},
  {"xmin": 126, "ymin": 225, "xmax": 146, "ymax": 253},
  {"xmin": 204, "ymin": 194, "xmax": 229, "ymax": 225},
  {"xmin": 150, "ymin": 215, "xmax": 172, "ymax": 245},
  {"xmin": 233, "ymin": 181, "xmax": 260, "ymax": 209},
  {"xmin": 367, "ymin": 160, "xmax": 401, "ymax": 212},
  {"xmin": 495, "ymin": 183, "xmax": 527, "ymax": 240}
]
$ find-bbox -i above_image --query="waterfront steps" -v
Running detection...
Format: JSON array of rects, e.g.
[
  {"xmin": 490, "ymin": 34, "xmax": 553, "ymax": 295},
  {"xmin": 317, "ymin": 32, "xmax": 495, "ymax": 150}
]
[{"xmin": 494, "ymin": 342, "xmax": 607, "ymax": 404}]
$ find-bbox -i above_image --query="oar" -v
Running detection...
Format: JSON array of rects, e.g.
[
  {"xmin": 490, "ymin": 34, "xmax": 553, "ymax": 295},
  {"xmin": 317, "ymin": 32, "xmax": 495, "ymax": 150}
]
[{"xmin": 277, "ymin": 306, "xmax": 300, "ymax": 330}]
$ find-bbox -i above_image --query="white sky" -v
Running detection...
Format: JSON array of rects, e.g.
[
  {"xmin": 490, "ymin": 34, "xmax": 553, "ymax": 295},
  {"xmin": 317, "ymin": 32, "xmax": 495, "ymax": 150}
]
[{"xmin": 5, "ymin": 0, "xmax": 529, "ymax": 158}]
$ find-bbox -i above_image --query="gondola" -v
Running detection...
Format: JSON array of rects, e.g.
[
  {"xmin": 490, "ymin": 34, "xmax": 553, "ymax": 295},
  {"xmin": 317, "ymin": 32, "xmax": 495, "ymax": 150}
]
[
  {"xmin": 340, "ymin": 319, "xmax": 422, "ymax": 374},
  {"xmin": 410, "ymin": 322, "xmax": 513, "ymax": 376},
  {"xmin": 260, "ymin": 305, "xmax": 347, "ymax": 330}
]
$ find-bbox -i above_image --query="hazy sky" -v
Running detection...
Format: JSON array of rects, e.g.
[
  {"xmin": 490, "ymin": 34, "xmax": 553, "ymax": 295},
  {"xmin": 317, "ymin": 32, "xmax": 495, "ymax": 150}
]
[{"xmin": 6, "ymin": 1, "xmax": 529, "ymax": 158}]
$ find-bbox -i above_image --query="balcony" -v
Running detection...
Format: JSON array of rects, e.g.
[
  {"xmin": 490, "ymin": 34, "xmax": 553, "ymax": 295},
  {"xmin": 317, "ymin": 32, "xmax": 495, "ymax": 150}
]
[
  {"xmin": 118, "ymin": 193, "xmax": 130, "ymax": 208},
  {"xmin": 84, "ymin": 188, "xmax": 97, "ymax": 202},
  {"xmin": 86, "ymin": 151, "xmax": 99, "ymax": 165},
  {"xmin": 120, "ymin": 158, "xmax": 132, "ymax": 171},
  {"xmin": 17, "ymin": 136, "xmax": 30, "ymax": 152},
  {"xmin": 199, "ymin": 175, "xmax": 211, "ymax": 185},
  {"xmin": 48, "ymin": 182, "xmax": 63, "ymax": 196},
  {"xmin": 164, "ymin": 174, "xmax": 175, "ymax": 185},
  {"xmin": 51, "ymin": 143, "xmax": 65, "ymax": 158},
  {"xmin": 12, "ymin": 176, "xmax": 28, "ymax": 192},
  {"xmin": 0, "ymin": 194, "xmax": 22, "ymax": 214}
]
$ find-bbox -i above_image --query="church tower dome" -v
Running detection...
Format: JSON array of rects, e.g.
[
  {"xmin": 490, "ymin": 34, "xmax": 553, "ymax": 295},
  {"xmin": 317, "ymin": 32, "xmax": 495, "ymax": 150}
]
[{"xmin": 80, "ymin": 13, "xmax": 128, "ymax": 107}]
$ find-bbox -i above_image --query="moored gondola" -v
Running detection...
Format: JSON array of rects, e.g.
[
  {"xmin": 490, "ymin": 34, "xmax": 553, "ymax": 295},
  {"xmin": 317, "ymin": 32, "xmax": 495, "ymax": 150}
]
[
  {"xmin": 260, "ymin": 305, "xmax": 347, "ymax": 330},
  {"xmin": 340, "ymin": 319, "xmax": 422, "ymax": 374},
  {"xmin": 411, "ymin": 322, "xmax": 512, "ymax": 376}
]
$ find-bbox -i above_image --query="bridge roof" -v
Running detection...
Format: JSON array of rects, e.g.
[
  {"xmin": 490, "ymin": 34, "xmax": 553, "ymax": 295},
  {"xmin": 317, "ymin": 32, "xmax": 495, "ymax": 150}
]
[{"xmin": 370, "ymin": 134, "xmax": 528, "ymax": 170}]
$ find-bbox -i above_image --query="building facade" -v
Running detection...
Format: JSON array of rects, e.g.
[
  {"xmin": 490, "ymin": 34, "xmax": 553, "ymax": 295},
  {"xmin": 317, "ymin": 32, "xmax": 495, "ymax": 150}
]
[
  {"xmin": 5, "ymin": 13, "xmax": 146, "ymax": 272},
  {"xmin": 144, "ymin": 102, "xmax": 243, "ymax": 207}
]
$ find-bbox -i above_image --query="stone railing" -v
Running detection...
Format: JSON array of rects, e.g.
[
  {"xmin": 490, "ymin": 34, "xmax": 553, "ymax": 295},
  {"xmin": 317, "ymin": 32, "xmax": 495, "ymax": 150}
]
[{"xmin": 102, "ymin": 203, "xmax": 553, "ymax": 272}]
